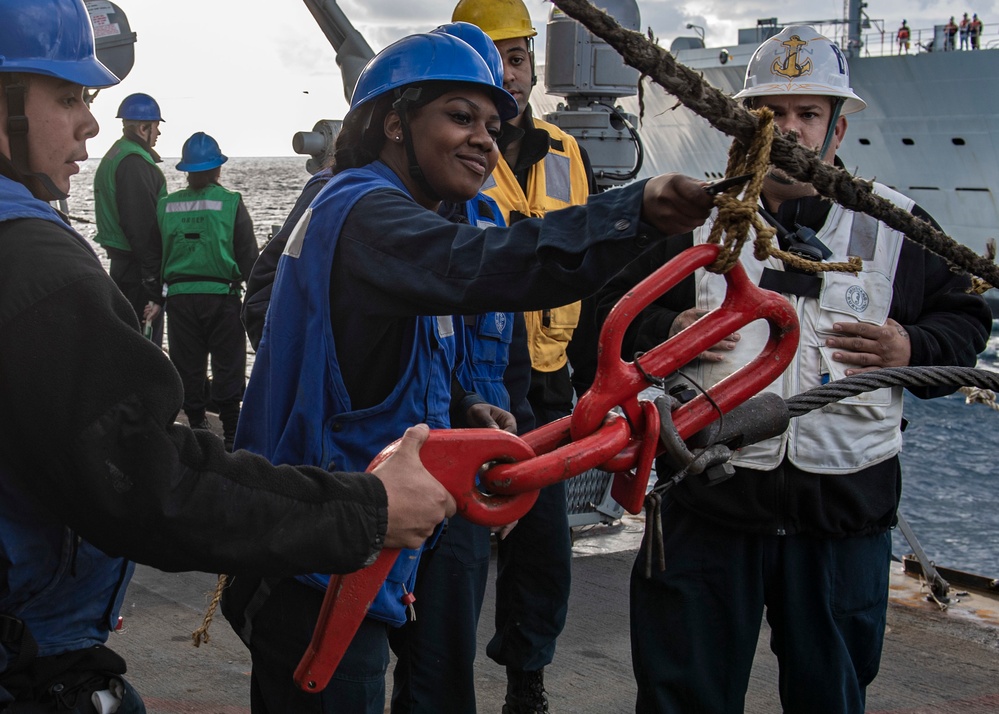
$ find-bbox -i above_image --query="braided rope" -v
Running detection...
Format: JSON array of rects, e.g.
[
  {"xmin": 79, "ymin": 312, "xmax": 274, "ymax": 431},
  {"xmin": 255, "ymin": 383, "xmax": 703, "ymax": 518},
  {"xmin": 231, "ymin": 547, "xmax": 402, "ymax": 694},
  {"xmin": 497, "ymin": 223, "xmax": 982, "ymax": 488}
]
[
  {"xmin": 191, "ymin": 574, "xmax": 228, "ymax": 647},
  {"xmin": 549, "ymin": 0, "xmax": 999, "ymax": 288}
]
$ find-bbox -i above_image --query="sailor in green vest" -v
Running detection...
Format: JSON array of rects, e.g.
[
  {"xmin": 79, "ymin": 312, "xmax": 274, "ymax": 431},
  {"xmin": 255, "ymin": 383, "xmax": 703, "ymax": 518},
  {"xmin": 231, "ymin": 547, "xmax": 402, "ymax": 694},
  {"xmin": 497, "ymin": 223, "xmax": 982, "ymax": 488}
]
[
  {"xmin": 93, "ymin": 92, "xmax": 168, "ymax": 346},
  {"xmin": 157, "ymin": 132, "xmax": 258, "ymax": 449}
]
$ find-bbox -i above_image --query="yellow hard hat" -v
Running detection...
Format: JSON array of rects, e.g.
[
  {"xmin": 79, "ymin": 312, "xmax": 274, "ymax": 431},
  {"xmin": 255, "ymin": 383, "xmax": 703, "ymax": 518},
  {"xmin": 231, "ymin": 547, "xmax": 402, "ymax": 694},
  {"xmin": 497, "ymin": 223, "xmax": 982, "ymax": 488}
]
[{"xmin": 452, "ymin": 0, "xmax": 537, "ymax": 41}]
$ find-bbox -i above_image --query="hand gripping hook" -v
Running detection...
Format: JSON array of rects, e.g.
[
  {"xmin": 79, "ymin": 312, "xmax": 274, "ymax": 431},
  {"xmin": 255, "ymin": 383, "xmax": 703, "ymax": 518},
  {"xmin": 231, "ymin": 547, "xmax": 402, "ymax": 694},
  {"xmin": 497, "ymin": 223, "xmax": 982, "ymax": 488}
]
[{"xmin": 294, "ymin": 429, "xmax": 537, "ymax": 693}]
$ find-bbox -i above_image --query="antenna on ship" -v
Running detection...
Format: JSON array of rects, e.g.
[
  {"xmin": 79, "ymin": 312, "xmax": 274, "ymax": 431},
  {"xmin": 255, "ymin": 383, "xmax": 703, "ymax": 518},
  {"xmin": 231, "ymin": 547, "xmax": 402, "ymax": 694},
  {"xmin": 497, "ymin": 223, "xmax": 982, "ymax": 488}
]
[{"xmin": 544, "ymin": 0, "xmax": 645, "ymax": 190}]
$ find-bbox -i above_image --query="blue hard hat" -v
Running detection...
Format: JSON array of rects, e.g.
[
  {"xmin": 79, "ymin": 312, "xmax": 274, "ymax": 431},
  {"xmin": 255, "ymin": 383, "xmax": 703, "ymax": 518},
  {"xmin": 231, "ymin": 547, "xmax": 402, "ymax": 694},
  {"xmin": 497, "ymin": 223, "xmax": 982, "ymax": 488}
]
[
  {"xmin": 348, "ymin": 32, "xmax": 518, "ymax": 123},
  {"xmin": 432, "ymin": 22, "xmax": 504, "ymax": 88},
  {"xmin": 176, "ymin": 132, "xmax": 227, "ymax": 172},
  {"xmin": 116, "ymin": 93, "xmax": 164, "ymax": 122},
  {"xmin": 0, "ymin": 0, "xmax": 119, "ymax": 88}
]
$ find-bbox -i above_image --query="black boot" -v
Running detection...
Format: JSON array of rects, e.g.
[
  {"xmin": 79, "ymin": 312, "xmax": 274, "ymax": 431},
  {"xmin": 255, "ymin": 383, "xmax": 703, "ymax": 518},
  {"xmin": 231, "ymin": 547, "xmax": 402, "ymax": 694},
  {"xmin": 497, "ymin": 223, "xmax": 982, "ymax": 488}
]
[
  {"xmin": 219, "ymin": 401, "xmax": 240, "ymax": 452},
  {"xmin": 186, "ymin": 410, "xmax": 209, "ymax": 431},
  {"xmin": 502, "ymin": 667, "xmax": 549, "ymax": 714}
]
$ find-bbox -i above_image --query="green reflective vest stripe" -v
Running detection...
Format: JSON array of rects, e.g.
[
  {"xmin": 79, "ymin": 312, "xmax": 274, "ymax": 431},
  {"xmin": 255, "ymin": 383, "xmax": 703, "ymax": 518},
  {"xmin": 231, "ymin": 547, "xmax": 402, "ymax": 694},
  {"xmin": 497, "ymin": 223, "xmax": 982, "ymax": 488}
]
[
  {"xmin": 157, "ymin": 184, "xmax": 242, "ymax": 296},
  {"xmin": 93, "ymin": 138, "xmax": 164, "ymax": 251}
]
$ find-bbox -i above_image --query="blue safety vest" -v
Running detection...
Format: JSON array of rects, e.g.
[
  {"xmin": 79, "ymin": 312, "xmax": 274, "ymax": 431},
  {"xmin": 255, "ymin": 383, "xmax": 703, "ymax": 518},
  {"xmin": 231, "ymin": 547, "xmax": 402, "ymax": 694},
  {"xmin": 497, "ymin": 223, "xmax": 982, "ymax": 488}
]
[
  {"xmin": 236, "ymin": 162, "xmax": 455, "ymax": 626},
  {"xmin": 0, "ymin": 177, "xmax": 134, "ymax": 681},
  {"xmin": 457, "ymin": 196, "xmax": 513, "ymax": 410}
]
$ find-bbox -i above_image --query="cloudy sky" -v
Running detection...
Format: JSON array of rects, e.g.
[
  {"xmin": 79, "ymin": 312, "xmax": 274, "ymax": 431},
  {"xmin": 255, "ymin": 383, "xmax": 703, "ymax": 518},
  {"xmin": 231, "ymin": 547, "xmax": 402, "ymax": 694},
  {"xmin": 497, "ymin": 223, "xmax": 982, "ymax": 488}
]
[{"xmin": 84, "ymin": 0, "xmax": 992, "ymax": 158}]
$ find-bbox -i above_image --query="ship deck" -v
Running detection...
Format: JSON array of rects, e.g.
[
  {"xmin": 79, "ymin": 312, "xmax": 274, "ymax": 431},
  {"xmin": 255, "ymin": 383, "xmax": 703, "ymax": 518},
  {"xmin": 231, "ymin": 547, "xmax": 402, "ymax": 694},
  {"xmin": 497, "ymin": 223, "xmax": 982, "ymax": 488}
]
[{"xmin": 111, "ymin": 515, "xmax": 999, "ymax": 714}]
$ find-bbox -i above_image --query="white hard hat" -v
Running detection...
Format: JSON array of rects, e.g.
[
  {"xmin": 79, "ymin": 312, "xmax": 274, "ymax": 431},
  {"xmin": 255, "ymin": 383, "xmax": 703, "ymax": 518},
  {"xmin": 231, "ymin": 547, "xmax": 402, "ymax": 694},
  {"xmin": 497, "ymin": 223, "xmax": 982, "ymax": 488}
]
[{"xmin": 733, "ymin": 25, "xmax": 866, "ymax": 114}]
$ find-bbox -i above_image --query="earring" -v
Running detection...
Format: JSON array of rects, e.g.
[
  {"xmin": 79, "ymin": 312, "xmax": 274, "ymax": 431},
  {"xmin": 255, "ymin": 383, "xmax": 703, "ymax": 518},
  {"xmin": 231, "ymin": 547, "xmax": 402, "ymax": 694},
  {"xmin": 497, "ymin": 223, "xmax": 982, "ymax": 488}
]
[{"xmin": 394, "ymin": 136, "xmax": 401, "ymax": 141}]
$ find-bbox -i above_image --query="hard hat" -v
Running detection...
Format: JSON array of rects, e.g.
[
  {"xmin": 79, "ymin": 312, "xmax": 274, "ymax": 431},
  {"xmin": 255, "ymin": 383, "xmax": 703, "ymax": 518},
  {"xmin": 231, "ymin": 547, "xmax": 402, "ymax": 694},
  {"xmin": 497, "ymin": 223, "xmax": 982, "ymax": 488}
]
[
  {"xmin": 733, "ymin": 25, "xmax": 866, "ymax": 114},
  {"xmin": 176, "ymin": 132, "xmax": 227, "ymax": 172},
  {"xmin": 0, "ymin": 0, "xmax": 119, "ymax": 88},
  {"xmin": 116, "ymin": 93, "xmax": 165, "ymax": 122},
  {"xmin": 432, "ymin": 21, "xmax": 504, "ymax": 87},
  {"xmin": 347, "ymin": 32, "xmax": 518, "ymax": 122},
  {"xmin": 451, "ymin": 0, "xmax": 537, "ymax": 41}
]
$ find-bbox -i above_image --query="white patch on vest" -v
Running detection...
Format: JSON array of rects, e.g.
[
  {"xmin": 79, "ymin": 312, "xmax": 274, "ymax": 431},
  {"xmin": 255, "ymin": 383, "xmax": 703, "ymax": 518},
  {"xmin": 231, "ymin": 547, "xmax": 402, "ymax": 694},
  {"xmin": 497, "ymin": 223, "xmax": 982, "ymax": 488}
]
[
  {"xmin": 545, "ymin": 153, "xmax": 571, "ymax": 203},
  {"xmin": 284, "ymin": 208, "xmax": 312, "ymax": 259},
  {"xmin": 844, "ymin": 285, "xmax": 870, "ymax": 313},
  {"xmin": 436, "ymin": 315, "xmax": 454, "ymax": 338},
  {"xmin": 164, "ymin": 199, "xmax": 224, "ymax": 213},
  {"xmin": 493, "ymin": 313, "xmax": 507, "ymax": 332}
]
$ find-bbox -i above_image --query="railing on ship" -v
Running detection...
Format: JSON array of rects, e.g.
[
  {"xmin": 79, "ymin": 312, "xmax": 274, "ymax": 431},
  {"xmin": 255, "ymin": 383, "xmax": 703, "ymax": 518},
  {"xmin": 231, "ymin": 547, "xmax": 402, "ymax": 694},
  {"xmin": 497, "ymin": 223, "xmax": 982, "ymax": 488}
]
[{"xmin": 856, "ymin": 21, "xmax": 998, "ymax": 56}]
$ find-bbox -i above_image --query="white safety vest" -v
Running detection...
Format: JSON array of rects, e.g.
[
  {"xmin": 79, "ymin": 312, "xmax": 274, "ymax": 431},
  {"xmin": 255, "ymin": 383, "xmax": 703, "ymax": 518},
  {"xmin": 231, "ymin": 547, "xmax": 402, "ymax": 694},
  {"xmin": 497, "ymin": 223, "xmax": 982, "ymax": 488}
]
[{"xmin": 685, "ymin": 183, "xmax": 912, "ymax": 474}]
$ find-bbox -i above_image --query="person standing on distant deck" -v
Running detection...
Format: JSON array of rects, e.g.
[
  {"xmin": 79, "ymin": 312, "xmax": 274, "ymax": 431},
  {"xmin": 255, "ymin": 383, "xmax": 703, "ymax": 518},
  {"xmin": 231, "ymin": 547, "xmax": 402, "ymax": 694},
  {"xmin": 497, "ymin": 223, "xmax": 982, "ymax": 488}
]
[
  {"xmin": 970, "ymin": 13, "xmax": 983, "ymax": 49},
  {"xmin": 897, "ymin": 20, "xmax": 911, "ymax": 55},
  {"xmin": 959, "ymin": 12, "xmax": 971, "ymax": 49},
  {"xmin": 944, "ymin": 16, "xmax": 959, "ymax": 50}
]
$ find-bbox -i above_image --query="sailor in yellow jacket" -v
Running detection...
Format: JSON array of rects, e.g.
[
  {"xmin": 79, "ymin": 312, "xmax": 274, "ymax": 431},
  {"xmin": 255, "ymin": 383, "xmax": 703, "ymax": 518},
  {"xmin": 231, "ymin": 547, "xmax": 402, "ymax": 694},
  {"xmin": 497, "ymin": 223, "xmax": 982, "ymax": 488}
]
[{"xmin": 452, "ymin": 1, "xmax": 592, "ymax": 711}]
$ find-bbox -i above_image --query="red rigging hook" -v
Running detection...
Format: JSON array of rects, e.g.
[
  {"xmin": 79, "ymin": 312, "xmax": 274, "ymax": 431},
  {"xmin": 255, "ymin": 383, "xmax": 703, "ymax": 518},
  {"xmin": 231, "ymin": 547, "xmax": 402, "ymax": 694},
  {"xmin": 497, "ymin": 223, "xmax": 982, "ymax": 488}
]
[
  {"xmin": 294, "ymin": 243, "xmax": 800, "ymax": 692},
  {"xmin": 480, "ymin": 243, "xmax": 799, "ymax": 499},
  {"xmin": 294, "ymin": 428, "xmax": 538, "ymax": 692}
]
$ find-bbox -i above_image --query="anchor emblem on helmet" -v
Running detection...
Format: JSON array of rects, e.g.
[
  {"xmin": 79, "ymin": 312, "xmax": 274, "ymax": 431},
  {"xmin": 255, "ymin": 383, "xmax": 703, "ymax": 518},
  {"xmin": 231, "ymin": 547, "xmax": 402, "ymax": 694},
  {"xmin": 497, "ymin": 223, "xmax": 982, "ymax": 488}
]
[{"xmin": 771, "ymin": 35, "xmax": 813, "ymax": 78}]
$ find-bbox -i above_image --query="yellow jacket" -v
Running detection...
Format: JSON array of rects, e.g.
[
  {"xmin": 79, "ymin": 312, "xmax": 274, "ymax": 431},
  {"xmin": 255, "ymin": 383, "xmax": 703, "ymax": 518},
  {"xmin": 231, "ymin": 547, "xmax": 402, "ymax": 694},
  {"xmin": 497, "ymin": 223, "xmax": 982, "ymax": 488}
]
[{"xmin": 482, "ymin": 116, "xmax": 590, "ymax": 372}]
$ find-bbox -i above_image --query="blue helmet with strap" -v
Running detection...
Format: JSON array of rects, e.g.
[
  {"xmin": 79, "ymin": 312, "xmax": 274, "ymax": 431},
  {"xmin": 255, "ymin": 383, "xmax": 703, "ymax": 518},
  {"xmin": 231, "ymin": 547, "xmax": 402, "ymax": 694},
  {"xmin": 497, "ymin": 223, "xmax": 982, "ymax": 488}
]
[
  {"xmin": 347, "ymin": 32, "xmax": 518, "ymax": 123},
  {"xmin": 116, "ymin": 92, "xmax": 165, "ymax": 122},
  {"xmin": 432, "ymin": 21, "xmax": 504, "ymax": 88},
  {"xmin": 0, "ymin": 0, "xmax": 119, "ymax": 87},
  {"xmin": 176, "ymin": 132, "xmax": 227, "ymax": 172}
]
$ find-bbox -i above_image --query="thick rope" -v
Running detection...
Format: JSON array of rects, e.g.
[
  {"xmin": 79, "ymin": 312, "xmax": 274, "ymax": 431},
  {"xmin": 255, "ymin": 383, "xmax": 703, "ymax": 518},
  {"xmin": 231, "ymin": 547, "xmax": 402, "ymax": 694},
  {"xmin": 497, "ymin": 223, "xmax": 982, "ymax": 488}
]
[
  {"xmin": 191, "ymin": 574, "xmax": 228, "ymax": 647},
  {"xmin": 704, "ymin": 108, "xmax": 775, "ymax": 273},
  {"xmin": 548, "ymin": 0, "xmax": 999, "ymax": 288},
  {"xmin": 704, "ymin": 107, "xmax": 863, "ymax": 275}
]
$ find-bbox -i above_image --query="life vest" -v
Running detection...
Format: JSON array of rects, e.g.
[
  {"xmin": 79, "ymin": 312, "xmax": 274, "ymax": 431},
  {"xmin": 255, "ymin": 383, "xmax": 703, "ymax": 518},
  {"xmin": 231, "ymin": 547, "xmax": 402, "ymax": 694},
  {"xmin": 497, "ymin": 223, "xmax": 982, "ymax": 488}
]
[
  {"xmin": 235, "ymin": 161, "xmax": 454, "ymax": 626},
  {"xmin": 0, "ymin": 176, "xmax": 134, "ymax": 678},
  {"xmin": 683, "ymin": 183, "xmax": 912, "ymax": 474},
  {"xmin": 158, "ymin": 184, "xmax": 243, "ymax": 296},
  {"xmin": 93, "ymin": 137, "xmax": 165, "ymax": 252},
  {"xmin": 458, "ymin": 195, "xmax": 512, "ymax": 409},
  {"xmin": 898, "ymin": 27, "xmax": 910, "ymax": 40},
  {"xmin": 482, "ymin": 117, "xmax": 589, "ymax": 373}
]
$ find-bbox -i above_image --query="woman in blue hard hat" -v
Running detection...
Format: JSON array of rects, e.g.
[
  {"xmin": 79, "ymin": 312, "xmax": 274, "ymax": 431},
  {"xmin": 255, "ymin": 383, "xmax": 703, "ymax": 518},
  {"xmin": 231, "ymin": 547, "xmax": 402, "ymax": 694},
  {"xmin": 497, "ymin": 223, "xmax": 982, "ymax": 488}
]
[
  {"xmin": 0, "ymin": 1, "xmax": 457, "ymax": 710},
  {"xmin": 157, "ymin": 132, "xmax": 259, "ymax": 450},
  {"xmin": 227, "ymin": 26, "xmax": 713, "ymax": 714}
]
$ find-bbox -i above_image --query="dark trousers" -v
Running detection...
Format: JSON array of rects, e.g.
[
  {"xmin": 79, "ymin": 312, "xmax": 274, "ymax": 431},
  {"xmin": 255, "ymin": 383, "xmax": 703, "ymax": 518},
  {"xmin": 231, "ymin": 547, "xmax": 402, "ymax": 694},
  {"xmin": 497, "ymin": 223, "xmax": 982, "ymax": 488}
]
[
  {"xmin": 108, "ymin": 255, "xmax": 163, "ymax": 348},
  {"xmin": 631, "ymin": 498, "xmax": 891, "ymax": 714},
  {"xmin": 389, "ymin": 515, "xmax": 491, "ymax": 713},
  {"xmin": 486, "ymin": 366, "xmax": 573, "ymax": 673},
  {"xmin": 222, "ymin": 576, "xmax": 389, "ymax": 714},
  {"xmin": 165, "ymin": 293, "xmax": 246, "ymax": 432}
]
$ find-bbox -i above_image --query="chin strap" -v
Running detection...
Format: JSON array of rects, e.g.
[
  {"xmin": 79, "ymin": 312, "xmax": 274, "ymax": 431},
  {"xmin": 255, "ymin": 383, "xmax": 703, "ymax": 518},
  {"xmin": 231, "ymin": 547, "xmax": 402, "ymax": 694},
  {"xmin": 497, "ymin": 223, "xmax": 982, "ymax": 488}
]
[
  {"xmin": 4, "ymin": 83, "xmax": 67, "ymax": 201},
  {"xmin": 818, "ymin": 97, "xmax": 845, "ymax": 160},
  {"xmin": 392, "ymin": 88, "xmax": 442, "ymax": 204}
]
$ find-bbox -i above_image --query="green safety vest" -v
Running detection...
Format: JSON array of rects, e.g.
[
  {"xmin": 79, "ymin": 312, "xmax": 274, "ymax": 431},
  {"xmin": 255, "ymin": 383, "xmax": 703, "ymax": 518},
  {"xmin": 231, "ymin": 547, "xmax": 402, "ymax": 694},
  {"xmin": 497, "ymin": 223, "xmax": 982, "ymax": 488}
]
[
  {"xmin": 157, "ymin": 183, "xmax": 243, "ymax": 296},
  {"xmin": 93, "ymin": 137, "xmax": 165, "ymax": 251}
]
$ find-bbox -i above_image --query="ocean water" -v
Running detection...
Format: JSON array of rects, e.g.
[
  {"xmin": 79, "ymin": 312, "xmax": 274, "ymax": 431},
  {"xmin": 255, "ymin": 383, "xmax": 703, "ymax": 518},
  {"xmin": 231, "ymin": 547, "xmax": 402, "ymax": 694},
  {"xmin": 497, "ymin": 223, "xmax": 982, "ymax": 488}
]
[{"xmin": 66, "ymin": 156, "xmax": 998, "ymax": 576}]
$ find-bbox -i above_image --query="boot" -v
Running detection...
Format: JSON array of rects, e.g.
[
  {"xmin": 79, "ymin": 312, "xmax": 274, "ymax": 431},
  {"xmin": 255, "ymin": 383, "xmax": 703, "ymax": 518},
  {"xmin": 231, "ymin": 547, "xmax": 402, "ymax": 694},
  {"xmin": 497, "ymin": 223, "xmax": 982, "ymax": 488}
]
[
  {"xmin": 219, "ymin": 401, "xmax": 240, "ymax": 452},
  {"xmin": 186, "ymin": 410, "xmax": 209, "ymax": 431},
  {"xmin": 502, "ymin": 667, "xmax": 549, "ymax": 714}
]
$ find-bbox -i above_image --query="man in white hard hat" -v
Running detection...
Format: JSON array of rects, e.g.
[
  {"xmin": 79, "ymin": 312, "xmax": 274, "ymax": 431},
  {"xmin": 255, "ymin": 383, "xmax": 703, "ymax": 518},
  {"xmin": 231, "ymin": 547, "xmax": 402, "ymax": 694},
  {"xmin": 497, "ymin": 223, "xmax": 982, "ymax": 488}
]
[{"xmin": 596, "ymin": 25, "xmax": 990, "ymax": 713}]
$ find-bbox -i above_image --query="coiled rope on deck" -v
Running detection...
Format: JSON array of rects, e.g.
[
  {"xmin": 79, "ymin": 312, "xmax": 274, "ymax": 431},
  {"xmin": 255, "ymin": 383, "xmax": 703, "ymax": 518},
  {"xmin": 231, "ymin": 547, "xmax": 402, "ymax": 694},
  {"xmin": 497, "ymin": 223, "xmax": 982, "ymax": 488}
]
[{"xmin": 549, "ymin": 0, "xmax": 999, "ymax": 289}]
